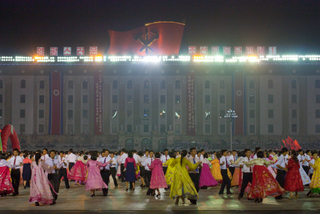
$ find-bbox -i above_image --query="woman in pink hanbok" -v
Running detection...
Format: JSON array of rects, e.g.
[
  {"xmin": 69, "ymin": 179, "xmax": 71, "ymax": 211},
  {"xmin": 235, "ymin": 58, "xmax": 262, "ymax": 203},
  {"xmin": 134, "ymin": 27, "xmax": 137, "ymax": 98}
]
[
  {"xmin": 148, "ymin": 152, "xmax": 168, "ymax": 197},
  {"xmin": 85, "ymin": 154, "xmax": 110, "ymax": 197},
  {"xmin": 68, "ymin": 154, "xmax": 88, "ymax": 184},
  {"xmin": 29, "ymin": 153, "xmax": 56, "ymax": 206},
  {"xmin": 199, "ymin": 154, "xmax": 218, "ymax": 188},
  {"xmin": 0, "ymin": 154, "xmax": 14, "ymax": 196}
]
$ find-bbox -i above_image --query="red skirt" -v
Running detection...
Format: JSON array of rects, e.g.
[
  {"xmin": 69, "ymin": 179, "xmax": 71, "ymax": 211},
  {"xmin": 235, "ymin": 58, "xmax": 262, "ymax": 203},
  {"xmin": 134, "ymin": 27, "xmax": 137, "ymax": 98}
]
[
  {"xmin": 248, "ymin": 165, "xmax": 285, "ymax": 199},
  {"xmin": 0, "ymin": 166, "xmax": 14, "ymax": 194},
  {"xmin": 67, "ymin": 161, "xmax": 87, "ymax": 181},
  {"xmin": 284, "ymin": 168, "xmax": 304, "ymax": 192}
]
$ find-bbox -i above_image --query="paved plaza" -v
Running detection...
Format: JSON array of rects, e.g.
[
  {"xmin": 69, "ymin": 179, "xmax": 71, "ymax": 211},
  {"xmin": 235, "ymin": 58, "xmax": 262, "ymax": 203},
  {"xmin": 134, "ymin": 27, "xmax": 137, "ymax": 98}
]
[{"xmin": 0, "ymin": 179, "xmax": 320, "ymax": 213}]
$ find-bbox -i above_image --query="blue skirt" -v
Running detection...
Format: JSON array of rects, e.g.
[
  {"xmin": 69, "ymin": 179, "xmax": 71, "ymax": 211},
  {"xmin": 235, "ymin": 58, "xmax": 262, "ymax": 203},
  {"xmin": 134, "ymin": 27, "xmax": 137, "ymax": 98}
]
[
  {"xmin": 125, "ymin": 162, "xmax": 136, "ymax": 182},
  {"xmin": 22, "ymin": 163, "xmax": 31, "ymax": 180}
]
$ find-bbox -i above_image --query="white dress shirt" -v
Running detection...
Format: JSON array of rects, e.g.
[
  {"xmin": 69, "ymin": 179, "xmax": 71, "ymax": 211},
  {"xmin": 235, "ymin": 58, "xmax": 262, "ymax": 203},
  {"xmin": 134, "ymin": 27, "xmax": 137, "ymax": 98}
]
[
  {"xmin": 220, "ymin": 156, "xmax": 230, "ymax": 170},
  {"xmin": 239, "ymin": 157, "xmax": 253, "ymax": 173},
  {"xmin": 133, "ymin": 153, "xmax": 140, "ymax": 164},
  {"xmin": 160, "ymin": 155, "xmax": 170, "ymax": 165},
  {"xmin": 8, "ymin": 156, "xmax": 23, "ymax": 169},
  {"xmin": 98, "ymin": 156, "xmax": 111, "ymax": 170},
  {"xmin": 40, "ymin": 154, "xmax": 49, "ymax": 161},
  {"xmin": 45, "ymin": 157, "xmax": 61, "ymax": 173},
  {"xmin": 120, "ymin": 153, "xmax": 128, "ymax": 164},
  {"xmin": 303, "ymin": 154, "xmax": 310, "ymax": 166},
  {"xmin": 0, "ymin": 159, "xmax": 12, "ymax": 168},
  {"xmin": 110, "ymin": 157, "xmax": 117, "ymax": 168},
  {"xmin": 67, "ymin": 153, "xmax": 77, "ymax": 163},
  {"xmin": 276, "ymin": 154, "xmax": 287, "ymax": 170},
  {"xmin": 309, "ymin": 159, "xmax": 315, "ymax": 174},
  {"xmin": 60, "ymin": 157, "xmax": 68, "ymax": 169},
  {"xmin": 143, "ymin": 157, "xmax": 154, "ymax": 171}
]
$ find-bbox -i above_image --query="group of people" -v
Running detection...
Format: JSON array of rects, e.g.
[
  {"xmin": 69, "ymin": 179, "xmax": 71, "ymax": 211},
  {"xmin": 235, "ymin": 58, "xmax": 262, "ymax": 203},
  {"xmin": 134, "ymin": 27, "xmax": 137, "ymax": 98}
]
[{"xmin": 0, "ymin": 146, "xmax": 319, "ymax": 206}]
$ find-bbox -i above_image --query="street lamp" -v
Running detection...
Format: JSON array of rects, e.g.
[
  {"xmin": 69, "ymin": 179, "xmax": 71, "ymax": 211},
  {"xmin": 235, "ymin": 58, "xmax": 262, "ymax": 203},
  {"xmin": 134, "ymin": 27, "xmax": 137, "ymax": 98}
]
[{"xmin": 224, "ymin": 109, "xmax": 238, "ymax": 151}]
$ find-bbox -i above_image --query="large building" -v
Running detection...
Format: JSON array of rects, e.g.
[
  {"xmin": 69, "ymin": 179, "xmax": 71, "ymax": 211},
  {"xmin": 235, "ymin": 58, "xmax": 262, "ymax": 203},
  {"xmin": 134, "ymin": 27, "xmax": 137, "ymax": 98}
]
[{"xmin": 1, "ymin": 54, "xmax": 320, "ymax": 151}]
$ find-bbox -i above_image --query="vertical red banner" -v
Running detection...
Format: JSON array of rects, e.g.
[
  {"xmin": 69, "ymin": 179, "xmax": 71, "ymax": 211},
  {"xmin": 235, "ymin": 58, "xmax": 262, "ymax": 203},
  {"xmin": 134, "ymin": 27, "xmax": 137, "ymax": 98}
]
[
  {"xmin": 234, "ymin": 71, "xmax": 244, "ymax": 135},
  {"xmin": 50, "ymin": 71, "xmax": 63, "ymax": 135},
  {"xmin": 186, "ymin": 73, "xmax": 195, "ymax": 136},
  {"xmin": 94, "ymin": 72, "xmax": 103, "ymax": 135}
]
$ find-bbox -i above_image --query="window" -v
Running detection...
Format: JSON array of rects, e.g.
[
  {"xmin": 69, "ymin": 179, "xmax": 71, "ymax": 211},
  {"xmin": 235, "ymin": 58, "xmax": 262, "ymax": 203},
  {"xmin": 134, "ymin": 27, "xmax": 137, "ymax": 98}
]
[
  {"xmin": 68, "ymin": 95, "xmax": 73, "ymax": 103},
  {"xmin": 39, "ymin": 110, "xmax": 44, "ymax": 118},
  {"xmin": 0, "ymin": 94, "xmax": 2, "ymax": 103},
  {"xmin": 291, "ymin": 80, "xmax": 297, "ymax": 89},
  {"xmin": 39, "ymin": 95, "xmax": 44, "ymax": 104},
  {"xmin": 67, "ymin": 124, "xmax": 73, "ymax": 134},
  {"xmin": 39, "ymin": 124, "xmax": 44, "ymax": 133},
  {"xmin": 220, "ymin": 110, "xmax": 225, "ymax": 118},
  {"xmin": 268, "ymin": 94, "xmax": 273, "ymax": 103},
  {"xmin": 20, "ymin": 80, "xmax": 26, "ymax": 88},
  {"xmin": 160, "ymin": 124, "xmax": 166, "ymax": 133},
  {"xmin": 39, "ymin": 80, "xmax": 45, "ymax": 89},
  {"xmin": 174, "ymin": 124, "xmax": 180, "ymax": 134},
  {"xmin": 292, "ymin": 109, "xmax": 297, "ymax": 118},
  {"xmin": 219, "ymin": 95, "xmax": 225, "ymax": 104},
  {"xmin": 205, "ymin": 110, "xmax": 210, "ymax": 120},
  {"xmin": 220, "ymin": 81, "xmax": 225, "ymax": 89},
  {"xmin": 68, "ymin": 80, "xmax": 73, "ymax": 89},
  {"xmin": 82, "ymin": 110, "xmax": 88, "ymax": 119},
  {"xmin": 112, "ymin": 124, "xmax": 117, "ymax": 133},
  {"xmin": 220, "ymin": 124, "xmax": 225, "ymax": 133},
  {"xmin": 268, "ymin": 124, "xmax": 274, "ymax": 133},
  {"xmin": 249, "ymin": 80, "xmax": 255, "ymax": 89},
  {"xmin": 249, "ymin": 125, "xmax": 255, "ymax": 134},
  {"xmin": 20, "ymin": 124, "xmax": 25, "ymax": 133},
  {"xmin": 175, "ymin": 110, "xmax": 181, "ymax": 119},
  {"xmin": 112, "ymin": 95, "xmax": 118, "ymax": 103},
  {"xmin": 0, "ymin": 109, "xmax": 2, "ymax": 117},
  {"xmin": 205, "ymin": 124, "xmax": 210, "ymax": 134},
  {"xmin": 160, "ymin": 95, "xmax": 165, "ymax": 104},
  {"xmin": 205, "ymin": 80, "xmax": 210, "ymax": 89},
  {"xmin": 127, "ymin": 80, "xmax": 133, "ymax": 89},
  {"xmin": 20, "ymin": 95, "xmax": 25, "ymax": 103},
  {"xmin": 144, "ymin": 95, "xmax": 149, "ymax": 103},
  {"xmin": 316, "ymin": 125, "xmax": 320, "ymax": 133},
  {"xmin": 205, "ymin": 95, "xmax": 210, "ymax": 104},
  {"xmin": 68, "ymin": 110, "xmax": 73, "ymax": 120},
  {"xmin": 127, "ymin": 95, "xmax": 133, "ymax": 103},
  {"xmin": 268, "ymin": 110, "xmax": 274, "ymax": 118},
  {"xmin": 20, "ymin": 109, "xmax": 25, "ymax": 118},
  {"xmin": 82, "ymin": 80, "xmax": 88, "ymax": 89},
  {"xmin": 0, "ymin": 80, "xmax": 3, "ymax": 88},
  {"xmin": 83, "ymin": 95, "xmax": 88, "ymax": 103},
  {"xmin": 143, "ymin": 125, "xmax": 149, "ymax": 132},
  {"xmin": 316, "ymin": 95, "xmax": 320, "ymax": 103},
  {"xmin": 112, "ymin": 110, "xmax": 118, "ymax": 119},
  {"xmin": 82, "ymin": 124, "xmax": 89, "ymax": 134},
  {"xmin": 316, "ymin": 80, "xmax": 320, "ymax": 89},
  {"xmin": 160, "ymin": 80, "xmax": 166, "ymax": 89},
  {"xmin": 317, "ymin": 110, "xmax": 320, "ymax": 118},
  {"xmin": 127, "ymin": 110, "xmax": 132, "ymax": 118},
  {"xmin": 249, "ymin": 95, "xmax": 255, "ymax": 103},
  {"xmin": 175, "ymin": 95, "xmax": 180, "ymax": 104},
  {"xmin": 291, "ymin": 94, "xmax": 297, "ymax": 103},
  {"xmin": 144, "ymin": 109, "xmax": 149, "ymax": 117},
  {"xmin": 249, "ymin": 110, "xmax": 255, "ymax": 118},
  {"xmin": 268, "ymin": 80, "xmax": 273, "ymax": 89},
  {"xmin": 175, "ymin": 80, "xmax": 180, "ymax": 89},
  {"xmin": 292, "ymin": 124, "xmax": 297, "ymax": 133},
  {"xmin": 160, "ymin": 110, "xmax": 166, "ymax": 118},
  {"xmin": 144, "ymin": 80, "xmax": 149, "ymax": 89},
  {"xmin": 127, "ymin": 125, "xmax": 132, "ymax": 133},
  {"xmin": 112, "ymin": 80, "xmax": 118, "ymax": 89}
]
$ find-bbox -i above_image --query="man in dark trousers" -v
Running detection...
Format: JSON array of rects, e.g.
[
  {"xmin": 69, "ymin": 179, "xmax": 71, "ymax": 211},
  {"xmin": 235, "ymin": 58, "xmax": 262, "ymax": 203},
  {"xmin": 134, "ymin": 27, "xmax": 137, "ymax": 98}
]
[
  {"xmin": 99, "ymin": 150, "xmax": 111, "ymax": 196},
  {"xmin": 275, "ymin": 148, "xmax": 288, "ymax": 199},
  {"xmin": 145, "ymin": 151, "xmax": 154, "ymax": 195},
  {"xmin": 59, "ymin": 151, "xmax": 70, "ymax": 189},
  {"xmin": 187, "ymin": 147, "xmax": 201, "ymax": 204},
  {"xmin": 219, "ymin": 149, "xmax": 232, "ymax": 195},
  {"xmin": 45, "ymin": 150, "xmax": 61, "ymax": 204},
  {"xmin": 238, "ymin": 149, "xmax": 253, "ymax": 199},
  {"xmin": 8, "ymin": 149, "xmax": 23, "ymax": 196}
]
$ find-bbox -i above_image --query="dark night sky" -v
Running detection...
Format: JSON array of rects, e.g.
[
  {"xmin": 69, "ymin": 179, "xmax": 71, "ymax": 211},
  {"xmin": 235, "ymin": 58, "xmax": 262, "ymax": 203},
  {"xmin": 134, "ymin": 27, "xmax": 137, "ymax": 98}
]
[{"xmin": 1, "ymin": 0, "xmax": 320, "ymax": 55}]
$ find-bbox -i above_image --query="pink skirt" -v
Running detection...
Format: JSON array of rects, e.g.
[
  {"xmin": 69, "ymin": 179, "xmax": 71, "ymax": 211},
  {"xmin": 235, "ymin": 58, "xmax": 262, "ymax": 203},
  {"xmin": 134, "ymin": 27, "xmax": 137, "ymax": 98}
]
[
  {"xmin": 199, "ymin": 164, "xmax": 219, "ymax": 187},
  {"xmin": 68, "ymin": 161, "xmax": 87, "ymax": 181}
]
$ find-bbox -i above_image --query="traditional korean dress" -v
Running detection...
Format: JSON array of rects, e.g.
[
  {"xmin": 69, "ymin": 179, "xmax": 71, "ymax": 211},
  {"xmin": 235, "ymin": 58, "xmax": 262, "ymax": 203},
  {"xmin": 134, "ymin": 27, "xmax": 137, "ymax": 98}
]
[
  {"xmin": 22, "ymin": 158, "xmax": 32, "ymax": 181},
  {"xmin": 169, "ymin": 157, "xmax": 200, "ymax": 200},
  {"xmin": 0, "ymin": 159, "xmax": 14, "ymax": 194},
  {"xmin": 149, "ymin": 158, "xmax": 168, "ymax": 189},
  {"xmin": 284, "ymin": 159, "xmax": 304, "ymax": 192},
  {"xmin": 310, "ymin": 158, "xmax": 320, "ymax": 193},
  {"xmin": 85, "ymin": 160, "xmax": 110, "ymax": 191},
  {"xmin": 245, "ymin": 158, "xmax": 285, "ymax": 199},
  {"xmin": 298, "ymin": 156, "xmax": 311, "ymax": 185},
  {"xmin": 68, "ymin": 156, "xmax": 88, "ymax": 182},
  {"xmin": 164, "ymin": 158, "xmax": 175, "ymax": 186},
  {"xmin": 210, "ymin": 159, "xmax": 223, "ymax": 181},
  {"xmin": 125, "ymin": 157, "xmax": 136, "ymax": 182},
  {"xmin": 199, "ymin": 158, "xmax": 218, "ymax": 188}
]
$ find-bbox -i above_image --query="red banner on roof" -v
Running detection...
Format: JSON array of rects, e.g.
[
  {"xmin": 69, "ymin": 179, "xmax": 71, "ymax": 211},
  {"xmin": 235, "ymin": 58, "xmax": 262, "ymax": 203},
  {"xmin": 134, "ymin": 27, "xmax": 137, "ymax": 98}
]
[{"xmin": 107, "ymin": 21, "xmax": 185, "ymax": 56}]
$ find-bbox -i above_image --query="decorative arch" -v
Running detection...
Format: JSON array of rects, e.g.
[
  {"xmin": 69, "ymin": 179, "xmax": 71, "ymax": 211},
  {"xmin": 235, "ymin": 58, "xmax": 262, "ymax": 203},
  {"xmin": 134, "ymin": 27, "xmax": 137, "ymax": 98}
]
[
  {"xmin": 158, "ymin": 138, "xmax": 167, "ymax": 152},
  {"xmin": 141, "ymin": 138, "xmax": 152, "ymax": 151},
  {"xmin": 125, "ymin": 138, "xmax": 134, "ymax": 151},
  {"xmin": 0, "ymin": 124, "xmax": 21, "ymax": 152}
]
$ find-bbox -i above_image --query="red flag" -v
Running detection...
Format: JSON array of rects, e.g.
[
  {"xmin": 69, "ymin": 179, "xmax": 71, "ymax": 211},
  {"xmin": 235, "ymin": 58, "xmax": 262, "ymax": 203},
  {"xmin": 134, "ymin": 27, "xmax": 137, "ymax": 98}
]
[
  {"xmin": 107, "ymin": 22, "xmax": 185, "ymax": 56},
  {"xmin": 293, "ymin": 140, "xmax": 301, "ymax": 150},
  {"xmin": 287, "ymin": 136, "xmax": 294, "ymax": 144}
]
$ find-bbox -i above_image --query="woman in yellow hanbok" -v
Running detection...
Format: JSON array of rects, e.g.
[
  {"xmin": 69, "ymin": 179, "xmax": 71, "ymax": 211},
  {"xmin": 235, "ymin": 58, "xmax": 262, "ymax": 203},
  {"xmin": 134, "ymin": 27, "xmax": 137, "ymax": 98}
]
[
  {"xmin": 169, "ymin": 150, "xmax": 201, "ymax": 204},
  {"xmin": 307, "ymin": 151, "xmax": 320, "ymax": 196},
  {"xmin": 163, "ymin": 152, "xmax": 176, "ymax": 187}
]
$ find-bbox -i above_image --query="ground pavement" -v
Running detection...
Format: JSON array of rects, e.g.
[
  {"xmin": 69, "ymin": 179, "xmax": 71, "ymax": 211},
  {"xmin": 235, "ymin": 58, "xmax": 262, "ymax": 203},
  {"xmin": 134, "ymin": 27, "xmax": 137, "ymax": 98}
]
[{"xmin": 0, "ymin": 179, "xmax": 320, "ymax": 214}]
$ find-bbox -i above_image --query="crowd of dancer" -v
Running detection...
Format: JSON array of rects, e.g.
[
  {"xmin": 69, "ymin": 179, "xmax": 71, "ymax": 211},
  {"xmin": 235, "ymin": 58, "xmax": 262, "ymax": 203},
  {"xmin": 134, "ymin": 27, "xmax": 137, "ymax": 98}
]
[{"xmin": 0, "ymin": 147, "xmax": 319, "ymax": 206}]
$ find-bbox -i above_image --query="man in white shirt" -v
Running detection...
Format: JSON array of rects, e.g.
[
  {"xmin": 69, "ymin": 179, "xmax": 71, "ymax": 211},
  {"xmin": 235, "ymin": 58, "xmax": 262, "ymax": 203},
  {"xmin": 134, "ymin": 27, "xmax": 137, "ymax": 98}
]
[
  {"xmin": 238, "ymin": 149, "xmax": 253, "ymax": 199},
  {"xmin": 219, "ymin": 149, "xmax": 232, "ymax": 195},
  {"xmin": 67, "ymin": 149, "xmax": 77, "ymax": 171},
  {"xmin": 40, "ymin": 148, "xmax": 49, "ymax": 161},
  {"xmin": 187, "ymin": 147, "xmax": 200, "ymax": 204},
  {"xmin": 45, "ymin": 150, "xmax": 62, "ymax": 204},
  {"xmin": 228, "ymin": 150, "xmax": 238, "ymax": 176},
  {"xmin": 302, "ymin": 150, "xmax": 311, "ymax": 174},
  {"xmin": 120, "ymin": 149, "xmax": 128, "ymax": 182},
  {"xmin": 110, "ymin": 152, "xmax": 118, "ymax": 187},
  {"xmin": 59, "ymin": 151, "xmax": 70, "ymax": 189},
  {"xmin": 160, "ymin": 149, "xmax": 170, "ymax": 175},
  {"xmin": 275, "ymin": 148, "xmax": 288, "ymax": 199},
  {"xmin": 99, "ymin": 150, "xmax": 111, "ymax": 196},
  {"xmin": 8, "ymin": 148, "xmax": 23, "ymax": 196},
  {"xmin": 143, "ymin": 150, "xmax": 154, "ymax": 195}
]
